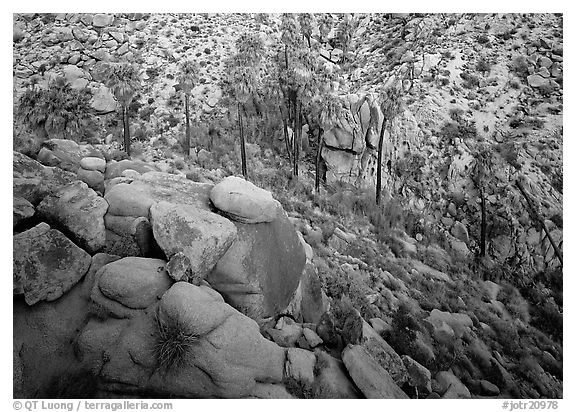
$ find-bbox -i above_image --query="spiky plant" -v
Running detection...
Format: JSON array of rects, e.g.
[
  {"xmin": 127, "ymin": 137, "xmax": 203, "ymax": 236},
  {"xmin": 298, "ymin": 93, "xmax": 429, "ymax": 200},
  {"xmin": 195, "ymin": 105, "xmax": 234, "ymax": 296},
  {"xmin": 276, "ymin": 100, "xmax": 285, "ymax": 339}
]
[{"xmin": 153, "ymin": 309, "xmax": 200, "ymax": 373}]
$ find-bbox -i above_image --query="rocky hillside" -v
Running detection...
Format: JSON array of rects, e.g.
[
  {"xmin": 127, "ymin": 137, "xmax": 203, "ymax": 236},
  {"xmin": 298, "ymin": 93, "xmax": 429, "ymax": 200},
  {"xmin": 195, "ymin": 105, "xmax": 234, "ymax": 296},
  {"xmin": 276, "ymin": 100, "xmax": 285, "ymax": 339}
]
[{"xmin": 13, "ymin": 13, "xmax": 562, "ymax": 399}]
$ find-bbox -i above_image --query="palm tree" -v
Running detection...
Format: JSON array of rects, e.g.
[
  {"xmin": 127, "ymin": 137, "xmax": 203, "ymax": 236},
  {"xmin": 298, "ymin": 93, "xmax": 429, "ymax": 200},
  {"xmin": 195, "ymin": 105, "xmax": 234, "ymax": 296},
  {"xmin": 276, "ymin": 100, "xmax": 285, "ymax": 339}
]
[
  {"xmin": 176, "ymin": 60, "xmax": 199, "ymax": 155},
  {"xmin": 102, "ymin": 62, "xmax": 141, "ymax": 156},
  {"xmin": 16, "ymin": 76, "xmax": 93, "ymax": 141},
  {"xmin": 227, "ymin": 32, "xmax": 264, "ymax": 179}
]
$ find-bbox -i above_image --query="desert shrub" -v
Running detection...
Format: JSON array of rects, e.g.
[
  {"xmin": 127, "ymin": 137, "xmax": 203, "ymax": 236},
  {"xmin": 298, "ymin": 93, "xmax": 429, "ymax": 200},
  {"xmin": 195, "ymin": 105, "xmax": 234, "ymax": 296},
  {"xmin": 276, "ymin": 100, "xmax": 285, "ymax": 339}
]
[
  {"xmin": 530, "ymin": 299, "xmax": 562, "ymax": 341},
  {"xmin": 477, "ymin": 34, "xmax": 490, "ymax": 44},
  {"xmin": 153, "ymin": 310, "xmax": 200, "ymax": 372},
  {"xmin": 460, "ymin": 72, "xmax": 480, "ymax": 89},
  {"xmin": 491, "ymin": 319, "xmax": 522, "ymax": 357},
  {"xmin": 438, "ymin": 77, "xmax": 450, "ymax": 86},
  {"xmin": 475, "ymin": 57, "xmax": 492, "ymax": 74},
  {"xmin": 498, "ymin": 282, "xmax": 531, "ymax": 323},
  {"xmin": 283, "ymin": 376, "xmax": 315, "ymax": 399},
  {"xmin": 384, "ymin": 303, "xmax": 429, "ymax": 364},
  {"xmin": 509, "ymin": 56, "xmax": 530, "ymax": 79}
]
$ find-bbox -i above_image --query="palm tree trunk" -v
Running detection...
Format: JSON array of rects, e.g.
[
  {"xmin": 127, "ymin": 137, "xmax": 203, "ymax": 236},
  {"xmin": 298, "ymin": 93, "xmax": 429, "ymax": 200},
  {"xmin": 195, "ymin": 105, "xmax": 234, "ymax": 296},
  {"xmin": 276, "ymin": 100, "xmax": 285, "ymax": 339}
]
[
  {"xmin": 376, "ymin": 118, "xmax": 387, "ymax": 205},
  {"xmin": 281, "ymin": 108, "xmax": 292, "ymax": 163},
  {"xmin": 480, "ymin": 188, "xmax": 486, "ymax": 257},
  {"xmin": 123, "ymin": 105, "xmax": 131, "ymax": 156},
  {"xmin": 293, "ymin": 99, "xmax": 300, "ymax": 178},
  {"xmin": 185, "ymin": 94, "xmax": 190, "ymax": 156},
  {"xmin": 238, "ymin": 103, "xmax": 247, "ymax": 179},
  {"xmin": 315, "ymin": 128, "xmax": 324, "ymax": 193}
]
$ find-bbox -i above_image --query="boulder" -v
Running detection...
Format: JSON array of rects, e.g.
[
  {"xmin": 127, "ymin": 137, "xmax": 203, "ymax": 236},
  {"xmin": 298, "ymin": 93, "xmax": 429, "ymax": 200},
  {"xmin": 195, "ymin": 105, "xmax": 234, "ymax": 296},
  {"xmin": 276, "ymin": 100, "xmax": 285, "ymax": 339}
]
[
  {"xmin": 401, "ymin": 355, "xmax": 432, "ymax": 393},
  {"xmin": 129, "ymin": 172, "xmax": 213, "ymax": 211},
  {"xmin": 92, "ymin": 13, "xmax": 114, "ymax": 28},
  {"xmin": 342, "ymin": 345, "xmax": 409, "ymax": 399},
  {"xmin": 435, "ymin": 370, "xmax": 471, "ymax": 399},
  {"xmin": 79, "ymin": 282, "xmax": 286, "ymax": 398},
  {"xmin": 480, "ymin": 379, "xmax": 500, "ymax": 396},
  {"xmin": 150, "ymin": 201, "xmax": 237, "ymax": 279},
  {"xmin": 13, "ymin": 196, "xmax": 35, "ymax": 228},
  {"xmin": 313, "ymin": 351, "xmax": 361, "ymax": 398},
  {"xmin": 36, "ymin": 139, "xmax": 101, "ymax": 173},
  {"xmin": 13, "ymin": 252, "xmax": 98, "ymax": 397},
  {"xmin": 268, "ymin": 316, "xmax": 303, "ymax": 347},
  {"xmin": 527, "ymin": 74, "xmax": 550, "ymax": 88},
  {"xmin": 165, "ymin": 252, "xmax": 192, "ymax": 281},
  {"xmin": 91, "ymin": 85, "xmax": 117, "ymax": 114},
  {"xmin": 451, "ymin": 221, "xmax": 469, "ymax": 243},
  {"xmin": 300, "ymin": 263, "xmax": 329, "ymax": 324},
  {"xmin": 208, "ymin": 211, "xmax": 306, "ymax": 321},
  {"xmin": 303, "ymin": 328, "xmax": 323, "ymax": 348},
  {"xmin": 210, "ymin": 176, "xmax": 281, "ymax": 223},
  {"xmin": 13, "ymin": 223, "xmax": 91, "ymax": 305},
  {"xmin": 362, "ymin": 320, "xmax": 408, "ymax": 385},
  {"xmin": 104, "ymin": 160, "xmax": 157, "ymax": 180},
  {"xmin": 104, "ymin": 183, "xmax": 154, "ymax": 218},
  {"xmin": 425, "ymin": 309, "xmax": 473, "ymax": 341},
  {"xmin": 37, "ymin": 181, "xmax": 108, "ymax": 254},
  {"xmin": 94, "ymin": 257, "xmax": 173, "ymax": 310},
  {"xmin": 285, "ymin": 348, "xmax": 316, "ymax": 386},
  {"xmin": 13, "ymin": 151, "xmax": 77, "ymax": 205},
  {"xmin": 80, "ymin": 157, "xmax": 106, "ymax": 172},
  {"xmin": 77, "ymin": 168, "xmax": 105, "ymax": 193},
  {"xmin": 323, "ymin": 126, "xmax": 365, "ymax": 154},
  {"xmin": 103, "ymin": 216, "xmax": 159, "ymax": 258}
]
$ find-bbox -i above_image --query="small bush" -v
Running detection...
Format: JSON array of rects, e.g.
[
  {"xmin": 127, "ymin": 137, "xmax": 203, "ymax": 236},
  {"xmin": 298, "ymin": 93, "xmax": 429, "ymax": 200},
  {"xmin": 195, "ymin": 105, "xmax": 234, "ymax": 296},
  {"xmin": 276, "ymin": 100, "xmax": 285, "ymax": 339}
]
[
  {"xmin": 477, "ymin": 34, "xmax": 490, "ymax": 44},
  {"xmin": 153, "ymin": 310, "xmax": 200, "ymax": 372},
  {"xmin": 509, "ymin": 56, "xmax": 530, "ymax": 79},
  {"xmin": 475, "ymin": 58, "xmax": 492, "ymax": 74}
]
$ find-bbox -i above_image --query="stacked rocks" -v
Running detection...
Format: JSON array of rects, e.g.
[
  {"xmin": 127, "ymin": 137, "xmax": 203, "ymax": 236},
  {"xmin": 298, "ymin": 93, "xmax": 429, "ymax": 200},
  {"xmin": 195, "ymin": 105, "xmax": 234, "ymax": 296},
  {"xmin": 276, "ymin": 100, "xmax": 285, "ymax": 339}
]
[{"xmin": 78, "ymin": 156, "xmax": 106, "ymax": 193}]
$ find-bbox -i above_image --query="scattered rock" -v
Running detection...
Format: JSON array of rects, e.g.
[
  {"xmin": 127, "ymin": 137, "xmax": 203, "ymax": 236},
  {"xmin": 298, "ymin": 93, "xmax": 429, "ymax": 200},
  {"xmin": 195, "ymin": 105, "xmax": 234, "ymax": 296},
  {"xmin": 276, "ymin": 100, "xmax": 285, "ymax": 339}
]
[
  {"xmin": 303, "ymin": 328, "xmax": 323, "ymax": 348},
  {"xmin": 435, "ymin": 370, "xmax": 471, "ymax": 399},
  {"xmin": 527, "ymin": 74, "xmax": 550, "ymax": 88},
  {"xmin": 362, "ymin": 320, "xmax": 408, "ymax": 385},
  {"xmin": 13, "ymin": 196, "xmax": 35, "ymax": 228},
  {"xmin": 268, "ymin": 316, "xmax": 303, "ymax": 347},
  {"xmin": 92, "ymin": 14, "xmax": 114, "ymax": 28},
  {"xmin": 402, "ymin": 355, "xmax": 432, "ymax": 393},
  {"xmin": 480, "ymin": 379, "xmax": 500, "ymax": 396}
]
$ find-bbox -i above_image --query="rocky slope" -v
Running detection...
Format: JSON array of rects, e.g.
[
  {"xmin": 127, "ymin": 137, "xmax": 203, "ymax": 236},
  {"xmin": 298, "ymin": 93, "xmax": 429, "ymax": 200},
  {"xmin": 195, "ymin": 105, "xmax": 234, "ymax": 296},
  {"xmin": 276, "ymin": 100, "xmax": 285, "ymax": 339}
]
[{"xmin": 13, "ymin": 13, "xmax": 562, "ymax": 399}]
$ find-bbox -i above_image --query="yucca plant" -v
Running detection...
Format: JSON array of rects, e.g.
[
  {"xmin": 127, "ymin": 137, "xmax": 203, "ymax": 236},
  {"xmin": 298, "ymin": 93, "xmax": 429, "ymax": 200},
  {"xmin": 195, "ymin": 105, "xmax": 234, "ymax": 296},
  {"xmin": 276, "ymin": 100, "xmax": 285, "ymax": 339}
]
[{"xmin": 101, "ymin": 62, "xmax": 141, "ymax": 156}]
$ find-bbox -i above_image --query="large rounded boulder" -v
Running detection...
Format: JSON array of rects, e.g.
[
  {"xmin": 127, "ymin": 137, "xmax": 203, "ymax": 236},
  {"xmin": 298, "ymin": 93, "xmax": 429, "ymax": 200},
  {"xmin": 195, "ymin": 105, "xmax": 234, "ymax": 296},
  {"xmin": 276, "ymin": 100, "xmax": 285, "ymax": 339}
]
[{"xmin": 207, "ymin": 210, "xmax": 306, "ymax": 321}]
